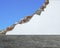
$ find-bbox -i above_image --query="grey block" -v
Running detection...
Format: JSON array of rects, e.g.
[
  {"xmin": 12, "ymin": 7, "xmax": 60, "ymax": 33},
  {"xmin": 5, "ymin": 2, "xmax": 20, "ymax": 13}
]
[{"xmin": 0, "ymin": 35, "xmax": 60, "ymax": 48}]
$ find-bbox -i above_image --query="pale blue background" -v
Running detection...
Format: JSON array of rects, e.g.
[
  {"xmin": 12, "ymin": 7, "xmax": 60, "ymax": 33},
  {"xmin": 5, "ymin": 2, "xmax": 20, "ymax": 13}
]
[{"xmin": 0, "ymin": 0, "xmax": 44, "ymax": 30}]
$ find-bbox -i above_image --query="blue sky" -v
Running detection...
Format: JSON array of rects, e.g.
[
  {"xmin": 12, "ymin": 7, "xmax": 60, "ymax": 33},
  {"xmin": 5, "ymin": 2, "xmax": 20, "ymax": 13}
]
[{"xmin": 0, "ymin": 0, "xmax": 44, "ymax": 30}]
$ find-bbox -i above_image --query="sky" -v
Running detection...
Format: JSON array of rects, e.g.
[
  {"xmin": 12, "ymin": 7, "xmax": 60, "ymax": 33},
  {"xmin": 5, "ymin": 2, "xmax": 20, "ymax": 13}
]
[
  {"xmin": 6, "ymin": 0, "xmax": 60, "ymax": 35},
  {"xmin": 0, "ymin": 0, "xmax": 44, "ymax": 30}
]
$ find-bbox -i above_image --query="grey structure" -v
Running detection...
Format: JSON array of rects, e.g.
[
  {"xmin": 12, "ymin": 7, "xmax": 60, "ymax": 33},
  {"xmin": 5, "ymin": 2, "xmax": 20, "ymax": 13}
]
[{"xmin": 0, "ymin": 35, "xmax": 60, "ymax": 48}]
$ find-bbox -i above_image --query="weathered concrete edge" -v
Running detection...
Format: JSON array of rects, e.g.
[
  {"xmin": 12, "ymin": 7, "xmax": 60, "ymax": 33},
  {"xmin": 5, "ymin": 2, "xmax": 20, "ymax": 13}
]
[{"xmin": 0, "ymin": 0, "xmax": 49, "ymax": 35}]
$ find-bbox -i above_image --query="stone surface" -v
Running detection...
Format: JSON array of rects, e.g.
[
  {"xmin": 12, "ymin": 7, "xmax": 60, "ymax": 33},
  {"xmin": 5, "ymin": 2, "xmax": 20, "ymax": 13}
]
[{"xmin": 0, "ymin": 35, "xmax": 60, "ymax": 48}]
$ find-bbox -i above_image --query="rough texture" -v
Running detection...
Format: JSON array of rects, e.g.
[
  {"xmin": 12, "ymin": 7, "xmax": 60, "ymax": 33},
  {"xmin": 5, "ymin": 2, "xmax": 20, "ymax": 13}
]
[{"xmin": 0, "ymin": 35, "xmax": 60, "ymax": 48}]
